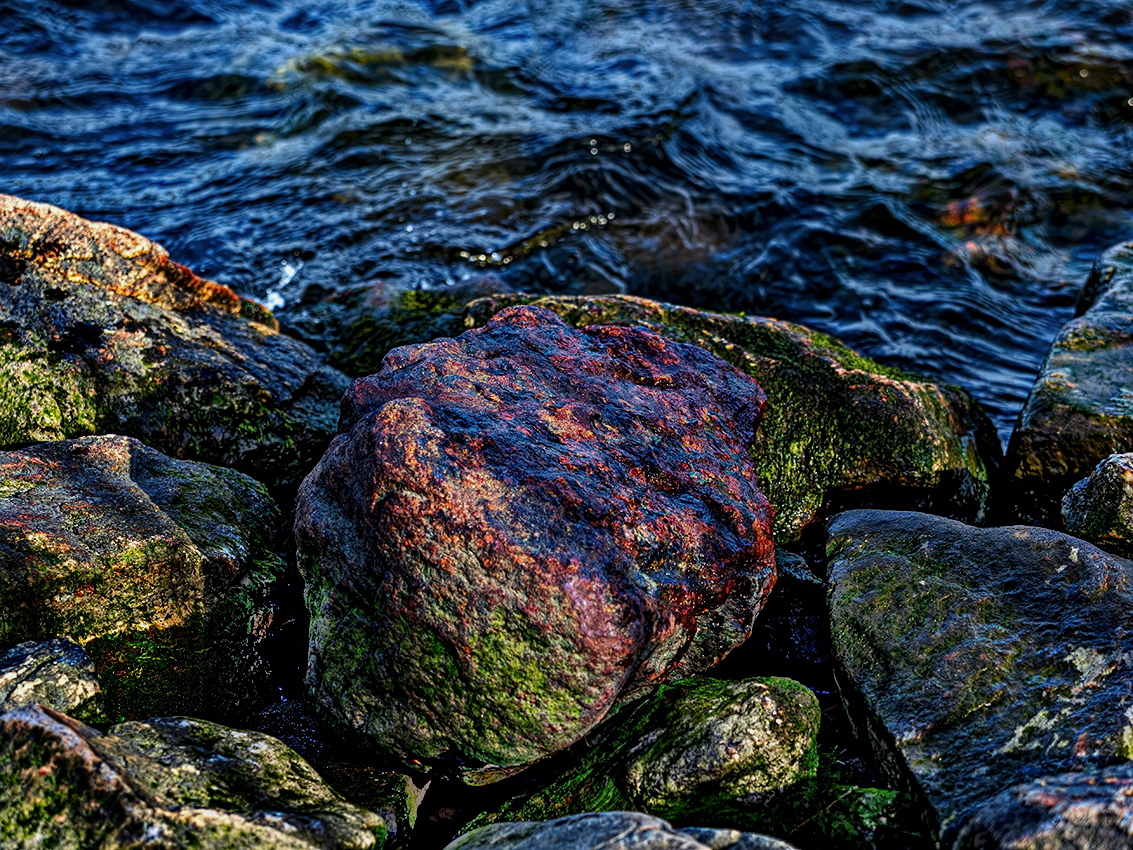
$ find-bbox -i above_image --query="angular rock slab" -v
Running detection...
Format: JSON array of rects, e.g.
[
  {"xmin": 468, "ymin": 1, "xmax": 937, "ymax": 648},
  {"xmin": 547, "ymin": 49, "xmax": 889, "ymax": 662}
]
[
  {"xmin": 473, "ymin": 677, "xmax": 819, "ymax": 828},
  {"xmin": 0, "ymin": 435, "xmax": 283, "ymax": 719},
  {"xmin": 1006, "ymin": 240, "xmax": 1133, "ymax": 525},
  {"xmin": 447, "ymin": 813, "xmax": 801, "ymax": 850},
  {"xmin": 955, "ymin": 764, "xmax": 1133, "ymax": 849},
  {"xmin": 0, "ymin": 194, "xmax": 348, "ymax": 491},
  {"xmin": 0, "ymin": 703, "xmax": 388, "ymax": 849},
  {"xmin": 0, "ymin": 637, "xmax": 101, "ymax": 721},
  {"xmin": 1062, "ymin": 452, "xmax": 1133, "ymax": 559},
  {"xmin": 465, "ymin": 294, "xmax": 1000, "ymax": 542},
  {"xmin": 827, "ymin": 510, "xmax": 1133, "ymax": 842},
  {"xmin": 296, "ymin": 305, "xmax": 776, "ymax": 769}
]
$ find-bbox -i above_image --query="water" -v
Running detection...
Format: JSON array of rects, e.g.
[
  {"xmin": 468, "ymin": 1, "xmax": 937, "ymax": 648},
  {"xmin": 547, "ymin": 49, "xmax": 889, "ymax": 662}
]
[{"xmin": 5, "ymin": 0, "xmax": 1133, "ymax": 442}]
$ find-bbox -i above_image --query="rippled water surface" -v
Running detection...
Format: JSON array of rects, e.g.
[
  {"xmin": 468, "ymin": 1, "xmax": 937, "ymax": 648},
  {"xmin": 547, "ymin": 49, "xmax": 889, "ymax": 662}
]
[{"xmin": 6, "ymin": 0, "xmax": 1133, "ymax": 439}]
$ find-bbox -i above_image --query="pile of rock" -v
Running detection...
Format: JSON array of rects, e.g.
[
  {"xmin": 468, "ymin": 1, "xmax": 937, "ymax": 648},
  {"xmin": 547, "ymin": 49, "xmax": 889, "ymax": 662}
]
[{"xmin": 6, "ymin": 194, "xmax": 1133, "ymax": 850}]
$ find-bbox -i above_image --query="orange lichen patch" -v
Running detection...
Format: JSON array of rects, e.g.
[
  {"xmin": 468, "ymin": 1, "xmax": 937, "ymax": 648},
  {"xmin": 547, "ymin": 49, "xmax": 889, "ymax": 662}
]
[{"xmin": 0, "ymin": 194, "xmax": 243, "ymax": 315}]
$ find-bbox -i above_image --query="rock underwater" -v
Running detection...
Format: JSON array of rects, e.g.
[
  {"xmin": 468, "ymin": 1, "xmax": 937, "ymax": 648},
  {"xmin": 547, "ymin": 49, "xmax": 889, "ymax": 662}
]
[
  {"xmin": 464, "ymin": 294, "xmax": 1000, "ymax": 543},
  {"xmin": 827, "ymin": 510, "xmax": 1133, "ymax": 843},
  {"xmin": 0, "ymin": 434, "xmax": 283, "ymax": 720},
  {"xmin": 0, "ymin": 194, "xmax": 349, "ymax": 493},
  {"xmin": 295, "ymin": 305, "xmax": 777, "ymax": 772}
]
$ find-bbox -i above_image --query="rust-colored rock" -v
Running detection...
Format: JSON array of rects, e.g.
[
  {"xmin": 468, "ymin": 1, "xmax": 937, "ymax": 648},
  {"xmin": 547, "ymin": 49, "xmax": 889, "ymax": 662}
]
[{"xmin": 296, "ymin": 305, "xmax": 776, "ymax": 771}]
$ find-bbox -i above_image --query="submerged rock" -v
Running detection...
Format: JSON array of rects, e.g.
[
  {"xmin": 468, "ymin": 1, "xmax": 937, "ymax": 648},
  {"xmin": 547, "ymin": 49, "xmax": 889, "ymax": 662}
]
[
  {"xmin": 0, "ymin": 194, "xmax": 348, "ymax": 491},
  {"xmin": 827, "ymin": 510, "xmax": 1133, "ymax": 842},
  {"xmin": 1061, "ymin": 452, "xmax": 1133, "ymax": 558},
  {"xmin": 284, "ymin": 275, "xmax": 511, "ymax": 377},
  {"xmin": 464, "ymin": 294, "xmax": 999, "ymax": 542},
  {"xmin": 473, "ymin": 677, "xmax": 820, "ymax": 828},
  {"xmin": 0, "ymin": 435, "xmax": 283, "ymax": 719},
  {"xmin": 296, "ymin": 305, "xmax": 776, "ymax": 771},
  {"xmin": 954, "ymin": 764, "xmax": 1133, "ymax": 849},
  {"xmin": 0, "ymin": 703, "xmax": 389, "ymax": 849},
  {"xmin": 0, "ymin": 637, "xmax": 101, "ymax": 721},
  {"xmin": 1005, "ymin": 240, "xmax": 1133, "ymax": 525},
  {"xmin": 447, "ymin": 812, "xmax": 802, "ymax": 850}
]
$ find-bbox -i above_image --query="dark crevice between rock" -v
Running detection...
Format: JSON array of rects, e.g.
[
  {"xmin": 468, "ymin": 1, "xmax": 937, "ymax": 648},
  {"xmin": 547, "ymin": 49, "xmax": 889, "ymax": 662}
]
[
  {"xmin": 46, "ymin": 321, "xmax": 104, "ymax": 357},
  {"xmin": 0, "ymin": 253, "xmax": 24, "ymax": 287}
]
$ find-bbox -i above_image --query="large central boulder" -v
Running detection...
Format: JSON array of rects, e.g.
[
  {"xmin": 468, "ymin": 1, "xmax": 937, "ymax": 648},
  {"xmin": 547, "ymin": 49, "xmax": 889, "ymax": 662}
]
[{"xmin": 295, "ymin": 305, "xmax": 776, "ymax": 771}]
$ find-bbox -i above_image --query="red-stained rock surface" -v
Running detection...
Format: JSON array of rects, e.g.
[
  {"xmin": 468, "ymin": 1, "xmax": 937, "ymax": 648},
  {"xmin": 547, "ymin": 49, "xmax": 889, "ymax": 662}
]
[{"xmin": 296, "ymin": 305, "xmax": 776, "ymax": 772}]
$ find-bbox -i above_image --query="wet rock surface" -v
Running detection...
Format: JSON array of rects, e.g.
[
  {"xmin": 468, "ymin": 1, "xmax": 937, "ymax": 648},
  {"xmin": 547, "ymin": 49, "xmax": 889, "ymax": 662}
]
[
  {"xmin": 296, "ymin": 305, "xmax": 776, "ymax": 770},
  {"xmin": 472, "ymin": 677, "xmax": 820, "ymax": 828},
  {"xmin": 0, "ymin": 637, "xmax": 101, "ymax": 721},
  {"xmin": 1005, "ymin": 240, "xmax": 1133, "ymax": 526},
  {"xmin": 464, "ymin": 294, "xmax": 1000, "ymax": 542},
  {"xmin": 447, "ymin": 812, "xmax": 802, "ymax": 850},
  {"xmin": 0, "ymin": 194, "xmax": 349, "ymax": 492},
  {"xmin": 827, "ymin": 510, "xmax": 1133, "ymax": 842},
  {"xmin": 0, "ymin": 703, "xmax": 389, "ymax": 849},
  {"xmin": 0, "ymin": 435, "xmax": 283, "ymax": 719},
  {"xmin": 1061, "ymin": 452, "xmax": 1133, "ymax": 558},
  {"xmin": 954, "ymin": 764, "xmax": 1133, "ymax": 849}
]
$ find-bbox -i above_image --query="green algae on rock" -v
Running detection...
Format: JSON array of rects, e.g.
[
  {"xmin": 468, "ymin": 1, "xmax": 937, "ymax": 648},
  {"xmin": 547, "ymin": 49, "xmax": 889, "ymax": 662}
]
[
  {"xmin": 0, "ymin": 637, "xmax": 102, "ymax": 722},
  {"xmin": 0, "ymin": 435, "xmax": 283, "ymax": 720},
  {"xmin": 1005, "ymin": 240, "xmax": 1133, "ymax": 526},
  {"xmin": 0, "ymin": 194, "xmax": 348, "ymax": 492},
  {"xmin": 0, "ymin": 703, "xmax": 389, "ymax": 849},
  {"xmin": 1061, "ymin": 452, "xmax": 1133, "ymax": 559},
  {"xmin": 464, "ymin": 294, "xmax": 1000, "ymax": 542},
  {"xmin": 296, "ymin": 306, "xmax": 776, "ymax": 772},
  {"xmin": 469, "ymin": 677, "xmax": 819, "ymax": 828},
  {"xmin": 827, "ymin": 510, "xmax": 1133, "ymax": 843},
  {"xmin": 954, "ymin": 764, "xmax": 1133, "ymax": 849},
  {"xmin": 447, "ymin": 812, "xmax": 802, "ymax": 850}
]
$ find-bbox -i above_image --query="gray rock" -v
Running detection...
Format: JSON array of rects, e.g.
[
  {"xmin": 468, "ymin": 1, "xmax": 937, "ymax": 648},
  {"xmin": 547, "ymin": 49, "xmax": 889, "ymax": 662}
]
[
  {"xmin": 446, "ymin": 812, "xmax": 801, "ymax": 850},
  {"xmin": 0, "ymin": 703, "xmax": 392, "ymax": 849},
  {"xmin": 954, "ymin": 764, "xmax": 1133, "ymax": 849},
  {"xmin": 827, "ymin": 510, "xmax": 1133, "ymax": 843},
  {"xmin": 0, "ymin": 637, "xmax": 101, "ymax": 721},
  {"xmin": 1005, "ymin": 239, "xmax": 1133, "ymax": 525},
  {"xmin": 1062, "ymin": 452, "xmax": 1133, "ymax": 558},
  {"xmin": 0, "ymin": 435, "xmax": 283, "ymax": 720}
]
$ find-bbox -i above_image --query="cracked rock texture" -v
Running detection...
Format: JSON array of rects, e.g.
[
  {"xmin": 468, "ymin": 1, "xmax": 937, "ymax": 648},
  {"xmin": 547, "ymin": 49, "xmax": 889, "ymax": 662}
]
[
  {"xmin": 296, "ymin": 305, "xmax": 776, "ymax": 771},
  {"xmin": 0, "ymin": 703, "xmax": 390, "ymax": 849},
  {"xmin": 1005, "ymin": 240, "xmax": 1133, "ymax": 525},
  {"xmin": 827, "ymin": 510, "xmax": 1133, "ymax": 843},
  {"xmin": 0, "ymin": 194, "xmax": 348, "ymax": 492},
  {"xmin": 0, "ymin": 435, "xmax": 282, "ymax": 719},
  {"xmin": 464, "ymin": 294, "xmax": 1000, "ymax": 542},
  {"xmin": 0, "ymin": 637, "xmax": 101, "ymax": 721}
]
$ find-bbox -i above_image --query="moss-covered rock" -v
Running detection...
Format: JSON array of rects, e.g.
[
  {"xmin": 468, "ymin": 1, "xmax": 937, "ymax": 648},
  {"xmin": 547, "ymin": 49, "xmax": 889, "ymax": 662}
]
[
  {"xmin": 1061, "ymin": 452, "xmax": 1133, "ymax": 558},
  {"xmin": 464, "ymin": 294, "xmax": 1000, "ymax": 542},
  {"xmin": 471, "ymin": 677, "xmax": 819, "ymax": 828},
  {"xmin": 296, "ymin": 307, "xmax": 776, "ymax": 772},
  {"xmin": 0, "ymin": 194, "xmax": 349, "ymax": 493},
  {"xmin": 0, "ymin": 703, "xmax": 389, "ymax": 849},
  {"xmin": 827, "ymin": 510, "xmax": 1133, "ymax": 843},
  {"xmin": 0, "ymin": 435, "xmax": 284, "ymax": 720},
  {"xmin": 447, "ymin": 812, "xmax": 802, "ymax": 850},
  {"xmin": 0, "ymin": 637, "xmax": 101, "ymax": 722},
  {"xmin": 1005, "ymin": 239, "xmax": 1133, "ymax": 526},
  {"xmin": 955, "ymin": 764, "xmax": 1133, "ymax": 849},
  {"xmin": 284, "ymin": 276, "xmax": 511, "ymax": 378}
]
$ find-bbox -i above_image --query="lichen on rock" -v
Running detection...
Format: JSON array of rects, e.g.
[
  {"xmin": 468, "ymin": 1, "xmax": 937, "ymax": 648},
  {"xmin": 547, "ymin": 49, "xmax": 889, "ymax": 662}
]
[
  {"xmin": 1061, "ymin": 452, "xmax": 1133, "ymax": 558},
  {"xmin": 296, "ymin": 305, "xmax": 776, "ymax": 771},
  {"xmin": 0, "ymin": 637, "xmax": 102, "ymax": 722}
]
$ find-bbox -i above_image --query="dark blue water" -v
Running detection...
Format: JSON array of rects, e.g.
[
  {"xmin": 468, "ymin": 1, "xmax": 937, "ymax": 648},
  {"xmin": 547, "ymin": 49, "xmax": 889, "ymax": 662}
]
[{"xmin": 5, "ymin": 0, "xmax": 1133, "ymax": 441}]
